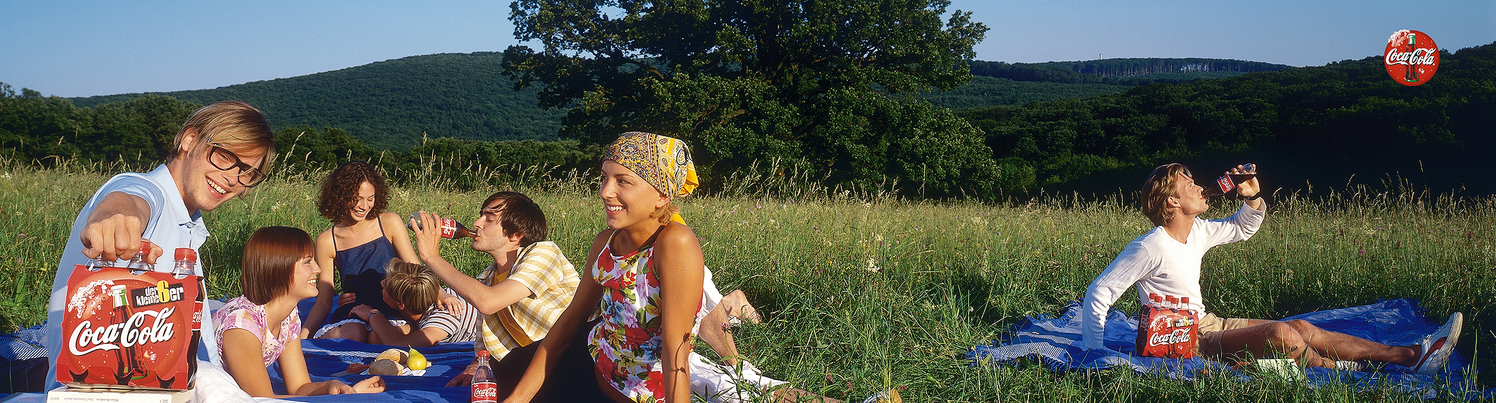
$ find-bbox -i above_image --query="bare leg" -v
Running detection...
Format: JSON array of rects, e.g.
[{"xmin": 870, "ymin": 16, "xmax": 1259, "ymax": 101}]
[
  {"xmin": 1279, "ymin": 319, "xmax": 1419, "ymax": 366},
  {"xmin": 1217, "ymin": 319, "xmax": 1418, "ymax": 368},
  {"xmin": 316, "ymin": 322, "xmax": 369, "ymax": 343},
  {"xmin": 699, "ymin": 302, "xmax": 741, "ymax": 366},
  {"xmin": 720, "ymin": 290, "xmax": 762, "ymax": 324}
]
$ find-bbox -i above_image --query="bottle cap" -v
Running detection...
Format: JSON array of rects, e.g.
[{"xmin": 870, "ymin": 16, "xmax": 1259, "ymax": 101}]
[
  {"xmin": 1181, "ymin": 297, "xmax": 1190, "ymax": 304},
  {"xmin": 137, "ymin": 240, "xmax": 153, "ymax": 257},
  {"xmin": 477, "ymin": 349, "xmax": 489, "ymax": 358},
  {"xmin": 175, "ymin": 248, "xmax": 197, "ymax": 263}
]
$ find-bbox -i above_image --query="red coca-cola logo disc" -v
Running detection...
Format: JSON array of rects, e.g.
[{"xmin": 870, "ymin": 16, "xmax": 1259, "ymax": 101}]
[{"xmin": 1384, "ymin": 30, "xmax": 1439, "ymax": 86}]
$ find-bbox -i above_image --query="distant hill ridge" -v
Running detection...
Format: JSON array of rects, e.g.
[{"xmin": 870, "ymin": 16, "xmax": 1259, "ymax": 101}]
[
  {"xmin": 68, "ymin": 53, "xmax": 1285, "ymax": 150},
  {"xmin": 72, "ymin": 52, "xmax": 564, "ymax": 150},
  {"xmin": 970, "ymin": 58, "xmax": 1292, "ymax": 84}
]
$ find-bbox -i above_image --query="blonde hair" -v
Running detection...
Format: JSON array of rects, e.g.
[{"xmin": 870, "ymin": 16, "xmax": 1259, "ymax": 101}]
[
  {"xmin": 1141, "ymin": 163, "xmax": 1193, "ymax": 226},
  {"xmin": 383, "ymin": 259, "xmax": 441, "ymax": 314},
  {"xmin": 168, "ymin": 101, "xmax": 276, "ymax": 173},
  {"xmin": 648, "ymin": 200, "xmax": 679, "ymax": 224}
]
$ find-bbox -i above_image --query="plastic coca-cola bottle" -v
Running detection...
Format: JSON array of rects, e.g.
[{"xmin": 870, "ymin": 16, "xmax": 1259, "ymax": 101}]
[
  {"xmin": 410, "ymin": 212, "xmax": 476, "ymax": 239},
  {"xmin": 471, "ymin": 350, "xmax": 497, "ymax": 402},
  {"xmin": 126, "ymin": 240, "xmax": 155, "ymax": 274},
  {"xmin": 173, "ymin": 248, "xmax": 203, "ymax": 386},
  {"xmin": 1202, "ymin": 163, "xmax": 1257, "ymax": 197}
]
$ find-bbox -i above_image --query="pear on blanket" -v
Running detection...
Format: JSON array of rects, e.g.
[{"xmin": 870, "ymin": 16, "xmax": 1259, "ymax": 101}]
[{"xmin": 406, "ymin": 346, "xmax": 429, "ymax": 371}]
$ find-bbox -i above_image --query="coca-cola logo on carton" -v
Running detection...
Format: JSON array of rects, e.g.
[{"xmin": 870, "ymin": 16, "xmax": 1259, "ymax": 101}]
[
  {"xmin": 1384, "ymin": 30, "xmax": 1440, "ymax": 86},
  {"xmin": 58, "ymin": 266, "xmax": 201, "ymax": 390}
]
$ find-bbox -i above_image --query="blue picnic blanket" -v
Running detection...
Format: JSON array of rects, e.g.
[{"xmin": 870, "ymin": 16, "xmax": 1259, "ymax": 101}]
[
  {"xmin": 967, "ymin": 299, "xmax": 1491, "ymax": 399},
  {"xmin": 256, "ymin": 297, "xmax": 476, "ymax": 402}
]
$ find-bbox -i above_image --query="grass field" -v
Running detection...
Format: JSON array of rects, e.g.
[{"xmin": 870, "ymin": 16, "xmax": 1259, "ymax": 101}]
[{"xmin": 1, "ymin": 157, "xmax": 1492, "ymax": 402}]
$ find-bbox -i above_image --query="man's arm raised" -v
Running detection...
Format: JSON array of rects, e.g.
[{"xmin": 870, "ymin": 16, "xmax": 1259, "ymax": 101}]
[{"xmin": 410, "ymin": 211, "xmax": 533, "ymax": 315}]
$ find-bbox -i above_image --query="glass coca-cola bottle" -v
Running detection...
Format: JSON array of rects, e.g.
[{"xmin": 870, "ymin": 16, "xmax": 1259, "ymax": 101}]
[
  {"xmin": 1405, "ymin": 33, "xmax": 1419, "ymax": 83},
  {"xmin": 410, "ymin": 212, "xmax": 476, "ymax": 239},
  {"xmin": 1201, "ymin": 163, "xmax": 1257, "ymax": 197},
  {"xmin": 110, "ymin": 284, "xmax": 134, "ymax": 385}
]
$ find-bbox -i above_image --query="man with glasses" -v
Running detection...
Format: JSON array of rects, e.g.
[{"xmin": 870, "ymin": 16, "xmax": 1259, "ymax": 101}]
[{"xmin": 44, "ymin": 101, "xmax": 276, "ymax": 396}]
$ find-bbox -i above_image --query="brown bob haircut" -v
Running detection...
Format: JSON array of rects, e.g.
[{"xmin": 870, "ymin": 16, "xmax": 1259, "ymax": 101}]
[
  {"xmin": 240, "ymin": 226, "xmax": 315, "ymax": 305},
  {"xmin": 167, "ymin": 101, "xmax": 276, "ymax": 173},
  {"xmin": 317, "ymin": 161, "xmax": 390, "ymax": 223},
  {"xmin": 1141, "ymin": 163, "xmax": 1194, "ymax": 227},
  {"xmin": 384, "ymin": 259, "xmax": 441, "ymax": 315},
  {"xmin": 481, "ymin": 191, "xmax": 548, "ymax": 247}
]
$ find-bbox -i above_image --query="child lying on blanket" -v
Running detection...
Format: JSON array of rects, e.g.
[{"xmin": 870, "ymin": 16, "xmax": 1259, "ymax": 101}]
[
  {"xmin": 214, "ymin": 226, "xmax": 385, "ymax": 397},
  {"xmin": 316, "ymin": 259, "xmax": 484, "ymax": 347}
]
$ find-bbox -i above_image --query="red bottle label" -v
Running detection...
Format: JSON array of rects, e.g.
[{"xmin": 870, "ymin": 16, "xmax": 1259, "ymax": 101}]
[
  {"xmin": 471, "ymin": 381, "xmax": 498, "ymax": 402},
  {"xmin": 440, "ymin": 218, "xmax": 457, "ymax": 239},
  {"xmin": 1215, "ymin": 175, "xmax": 1235, "ymax": 194}
]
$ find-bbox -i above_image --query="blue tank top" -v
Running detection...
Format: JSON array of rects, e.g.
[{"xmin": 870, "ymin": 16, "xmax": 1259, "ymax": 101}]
[{"xmin": 332, "ymin": 216, "xmax": 398, "ymax": 310}]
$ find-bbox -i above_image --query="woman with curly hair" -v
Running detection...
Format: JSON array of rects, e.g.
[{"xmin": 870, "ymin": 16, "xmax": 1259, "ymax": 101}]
[{"xmin": 301, "ymin": 161, "xmax": 422, "ymax": 340}]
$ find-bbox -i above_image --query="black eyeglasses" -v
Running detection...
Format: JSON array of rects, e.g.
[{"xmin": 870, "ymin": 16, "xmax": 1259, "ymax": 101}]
[{"xmin": 207, "ymin": 144, "xmax": 266, "ymax": 187}]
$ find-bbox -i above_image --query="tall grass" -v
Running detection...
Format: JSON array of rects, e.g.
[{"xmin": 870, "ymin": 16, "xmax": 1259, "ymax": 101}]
[{"xmin": 1, "ymin": 156, "xmax": 1491, "ymax": 401}]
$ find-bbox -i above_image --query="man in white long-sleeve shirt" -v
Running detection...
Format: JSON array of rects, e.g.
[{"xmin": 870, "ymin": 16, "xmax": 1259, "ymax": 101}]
[{"xmin": 1080, "ymin": 163, "xmax": 1462, "ymax": 374}]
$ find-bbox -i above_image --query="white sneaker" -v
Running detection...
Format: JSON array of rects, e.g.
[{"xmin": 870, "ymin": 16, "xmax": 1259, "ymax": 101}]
[{"xmin": 1411, "ymin": 312, "xmax": 1463, "ymax": 374}]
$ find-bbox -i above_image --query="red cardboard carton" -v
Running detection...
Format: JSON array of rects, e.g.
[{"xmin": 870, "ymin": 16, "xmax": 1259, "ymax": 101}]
[{"xmin": 57, "ymin": 265, "xmax": 202, "ymax": 390}]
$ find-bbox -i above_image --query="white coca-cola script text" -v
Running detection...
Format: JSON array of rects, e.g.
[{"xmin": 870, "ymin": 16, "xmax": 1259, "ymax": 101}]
[
  {"xmin": 1385, "ymin": 48, "xmax": 1437, "ymax": 66},
  {"xmin": 68, "ymin": 307, "xmax": 177, "ymax": 355},
  {"xmin": 1147, "ymin": 328, "xmax": 1192, "ymax": 347}
]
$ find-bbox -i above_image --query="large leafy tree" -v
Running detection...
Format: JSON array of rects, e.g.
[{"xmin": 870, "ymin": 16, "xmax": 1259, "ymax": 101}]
[{"xmin": 502, "ymin": 0, "xmax": 999, "ymax": 197}]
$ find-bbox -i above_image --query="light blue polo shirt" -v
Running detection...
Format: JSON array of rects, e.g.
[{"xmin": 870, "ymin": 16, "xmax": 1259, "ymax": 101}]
[{"xmin": 44, "ymin": 164, "xmax": 220, "ymax": 390}]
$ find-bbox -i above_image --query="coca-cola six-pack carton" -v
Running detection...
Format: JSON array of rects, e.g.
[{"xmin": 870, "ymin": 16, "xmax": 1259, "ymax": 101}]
[
  {"xmin": 56, "ymin": 260, "xmax": 203, "ymax": 391},
  {"xmin": 1134, "ymin": 293, "xmax": 1199, "ymax": 359}
]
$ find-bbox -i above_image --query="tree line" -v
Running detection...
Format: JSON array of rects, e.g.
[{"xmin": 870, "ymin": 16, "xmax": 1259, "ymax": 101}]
[
  {"xmin": 0, "ymin": 87, "xmax": 593, "ymax": 190},
  {"xmin": 960, "ymin": 42, "xmax": 1496, "ymax": 196},
  {"xmin": 6, "ymin": 40, "xmax": 1494, "ymax": 198}
]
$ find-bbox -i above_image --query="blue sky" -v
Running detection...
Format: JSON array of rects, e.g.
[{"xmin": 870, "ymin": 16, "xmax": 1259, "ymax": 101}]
[{"xmin": 2, "ymin": 1, "xmax": 1492, "ymax": 98}]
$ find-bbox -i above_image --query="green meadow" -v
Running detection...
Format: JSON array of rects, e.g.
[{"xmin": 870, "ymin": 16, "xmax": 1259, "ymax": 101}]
[{"xmin": 1, "ymin": 157, "xmax": 1492, "ymax": 402}]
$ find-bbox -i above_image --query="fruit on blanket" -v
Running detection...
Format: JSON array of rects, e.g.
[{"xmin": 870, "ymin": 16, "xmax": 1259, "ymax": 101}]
[
  {"xmin": 376, "ymin": 348, "xmax": 408, "ymax": 363},
  {"xmin": 407, "ymin": 347, "xmax": 429, "ymax": 370},
  {"xmin": 369, "ymin": 358, "xmax": 405, "ymax": 375},
  {"xmin": 347, "ymin": 362, "xmax": 370, "ymax": 374}
]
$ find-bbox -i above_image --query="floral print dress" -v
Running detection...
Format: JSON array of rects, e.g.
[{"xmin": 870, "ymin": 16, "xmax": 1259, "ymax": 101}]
[{"xmin": 588, "ymin": 233, "xmax": 703, "ymax": 403}]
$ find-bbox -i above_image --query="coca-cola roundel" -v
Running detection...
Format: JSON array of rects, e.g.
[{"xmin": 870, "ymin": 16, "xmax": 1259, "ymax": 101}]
[
  {"xmin": 57, "ymin": 265, "xmax": 202, "ymax": 390},
  {"xmin": 1384, "ymin": 30, "xmax": 1439, "ymax": 87}
]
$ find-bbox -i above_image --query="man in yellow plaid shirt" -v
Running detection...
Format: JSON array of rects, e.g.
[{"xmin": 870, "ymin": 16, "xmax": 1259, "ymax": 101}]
[{"xmin": 410, "ymin": 192, "xmax": 581, "ymax": 391}]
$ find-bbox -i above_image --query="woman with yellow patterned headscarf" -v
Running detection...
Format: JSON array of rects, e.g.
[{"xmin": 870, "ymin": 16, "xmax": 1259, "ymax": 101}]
[
  {"xmin": 507, "ymin": 132, "xmax": 894, "ymax": 403},
  {"xmin": 506, "ymin": 131, "xmax": 706, "ymax": 403}
]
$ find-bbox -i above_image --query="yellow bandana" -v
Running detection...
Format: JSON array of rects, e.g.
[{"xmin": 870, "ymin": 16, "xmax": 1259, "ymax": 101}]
[{"xmin": 603, "ymin": 131, "xmax": 699, "ymax": 200}]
